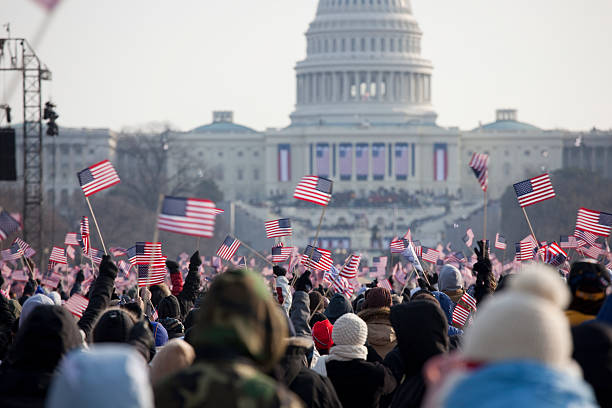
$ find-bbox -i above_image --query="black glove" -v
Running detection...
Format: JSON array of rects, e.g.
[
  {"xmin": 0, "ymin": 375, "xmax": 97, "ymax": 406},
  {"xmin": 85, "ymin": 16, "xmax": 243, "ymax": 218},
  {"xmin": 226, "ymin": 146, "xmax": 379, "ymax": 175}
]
[
  {"xmin": 75, "ymin": 270, "xmax": 85, "ymax": 283},
  {"xmin": 295, "ymin": 271, "xmax": 312, "ymax": 293},
  {"xmin": 99, "ymin": 255, "xmax": 118, "ymax": 279},
  {"xmin": 417, "ymin": 277, "xmax": 435, "ymax": 292},
  {"xmin": 366, "ymin": 278, "xmax": 378, "ymax": 289},
  {"xmin": 273, "ymin": 265, "xmax": 286, "ymax": 277},
  {"xmin": 189, "ymin": 251, "xmax": 202, "ymax": 272},
  {"xmin": 24, "ymin": 278, "xmax": 37, "ymax": 295},
  {"xmin": 165, "ymin": 259, "xmax": 179, "ymax": 274},
  {"xmin": 473, "ymin": 240, "xmax": 496, "ymax": 304}
]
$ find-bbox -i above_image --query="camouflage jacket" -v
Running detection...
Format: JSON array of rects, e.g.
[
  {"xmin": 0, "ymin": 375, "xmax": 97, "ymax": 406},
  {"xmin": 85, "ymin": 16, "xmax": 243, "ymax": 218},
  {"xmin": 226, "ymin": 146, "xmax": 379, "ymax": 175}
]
[{"xmin": 154, "ymin": 359, "xmax": 304, "ymax": 408}]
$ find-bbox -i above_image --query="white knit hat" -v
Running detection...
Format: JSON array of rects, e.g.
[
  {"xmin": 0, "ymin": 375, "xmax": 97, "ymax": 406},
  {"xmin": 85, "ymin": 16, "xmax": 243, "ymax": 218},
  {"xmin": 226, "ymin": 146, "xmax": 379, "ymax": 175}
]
[
  {"xmin": 462, "ymin": 263, "xmax": 573, "ymax": 369},
  {"xmin": 332, "ymin": 313, "xmax": 368, "ymax": 347}
]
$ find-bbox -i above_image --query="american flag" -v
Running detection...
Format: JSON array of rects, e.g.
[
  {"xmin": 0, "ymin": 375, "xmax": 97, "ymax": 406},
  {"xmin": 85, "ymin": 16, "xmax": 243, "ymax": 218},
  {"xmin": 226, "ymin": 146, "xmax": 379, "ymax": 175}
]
[
  {"xmin": 452, "ymin": 304, "xmax": 470, "ymax": 326},
  {"xmin": 137, "ymin": 261, "xmax": 167, "ymax": 287},
  {"xmin": 403, "ymin": 229, "xmax": 412, "ymax": 241},
  {"xmin": 127, "ymin": 242, "xmax": 163, "ymax": 265},
  {"xmin": 378, "ymin": 278, "xmax": 393, "ymax": 291},
  {"xmin": 1, "ymin": 242, "xmax": 23, "ymax": 261},
  {"xmin": 301, "ymin": 245, "xmax": 333, "ymax": 271},
  {"xmin": 513, "ymin": 173, "xmax": 556, "ymax": 207},
  {"xmin": 446, "ymin": 251, "xmax": 466, "ymax": 265},
  {"xmin": 560, "ymin": 235, "xmax": 578, "ymax": 249},
  {"xmin": 339, "ymin": 253, "xmax": 361, "ymax": 279},
  {"xmin": 390, "ymin": 238, "xmax": 409, "ymax": 253},
  {"xmin": 515, "ymin": 242, "xmax": 536, "ymax": 261},
  {"xmin": 367, "ymin": 266, "xmax": 385, "ymax": 278},
  {"xmin": 49, "ymin": 246, "xmax": 67, "ymax": 264},
  {"xmin": 86, "ymin": 248, "xmax": 104, "ymax": 265},
  {"xmin": 575, "ymin": 208, "xmax": 612, "ymax": 237},
  {"xmin": 80, "ymin": 216, "xmax": 90, "ymax": 254},
  {"xmin": 323, "ymin": 266, "xmax": 354, "ymax": 297},
  {"xmin": 64, "ymin": 294, "xmax": 89, "ymax": 318},
  {"xmin": 118, "ymin": 260, "xmax": 132, "ymax": 278},
  {"xmin": 544, "ymin": 242, "xmax": 568, "ymax": 266},
  {"xmin": 271, "ymin": 244, "xmax": 293, "ymax": 263},
  {"xmin": 463, "ymin": 228, "xmax": 474, "ymax": 247},
  {"xmin": 459, "ymin": 292, "xmax": 477, "ymax": 311},
  {"xmin": 574, "ymin": 229, "xmax": 599, "ymax": 247},
  {"xmin": 64, "ymin": 232, "xmax": 79, "ymax": 246},
  {"xmin": 41, "ymin": 272, "xmax": 61, "ymax": 289},
  {"xmin": 421, "ymin": 247, "xmax": 440, "ymax": 264},
  {"xmin": 158, "ymin": 196, "xmax": 222, "ymax": 238},
  {"xmin": 11, "ymin": 269, "xmax": 29, "ymax": 282},
  {"xmin": 372, "ymin": 256, "xmax": 388, "ymax": 270},
  {"xmin": 13, "ymin": 237, "xmax": 33, "ymax": 258},
  {"xmin": 65, "ymin": 245, "xmax": 75, "ymax": 260},
  {"xmin": 0, "ymin": 210, "xmax": 21, "ymax": 241},
  {"xmin": 469, "ymin": 153, "xmax": 489, "ymax": 192},
  {"xmin": 216, "ymin": 236, "xmax": 241, "ymax": 261},
  {"xmin": 77, "ymin": 160, "xmax": 121, "ymax": 197},
  {"xmin": 293, "ymin": 175, "xmax": 333, "ymax": 206},
  {"xmin": 580, "ymin": 244, "xmax": 603, "ymax": 260},
  {"xmin": 495, "ymin": 233, "xmax": 507, "ymax": 250},
  {"xmin": 402, "ymin": 242, "xmax": 423, "ymax": 272},
  {"xmin": 265, "ymin": 218, "xmax": 292, "ymax": 238},
  {"xmin": 412, "ymin": 240, "xmax": 423, "ymax": 257},
  {"xmin": 110, "ymin": 247, "xmax": 127, "ymax": 257}
]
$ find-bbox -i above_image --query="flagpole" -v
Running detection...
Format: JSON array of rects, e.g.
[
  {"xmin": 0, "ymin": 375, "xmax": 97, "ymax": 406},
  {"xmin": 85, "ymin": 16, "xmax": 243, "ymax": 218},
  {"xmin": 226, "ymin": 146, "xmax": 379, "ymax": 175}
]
[
  {"xmin": 521, "ymin": 207, "xmax": 539, "ymax": 245},
  {"xmin": 233, "ymin": 236, "xmax": 274, "ymax": 266},
  {"xmin": 21, "ymin": 256, "xmax": 34, "ymax": 278},
  {"xmin": 483, "ymin": 190, "xmax": 488, "ymax": 241},
  {"xmin": 305, "ymin": 206, "xmax": 327, "ymax": 272},
  {"xmin": 147, "ymin": 194, "xmax": 165, "ymax": 288},
  {"xmin": 84, "ymin": 197, "xmax": 108, "ymax": 254}
]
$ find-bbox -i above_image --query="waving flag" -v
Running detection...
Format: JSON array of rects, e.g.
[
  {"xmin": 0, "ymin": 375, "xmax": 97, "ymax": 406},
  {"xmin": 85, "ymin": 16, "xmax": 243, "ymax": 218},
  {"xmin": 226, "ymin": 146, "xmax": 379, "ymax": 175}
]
[
  {"xmin": 390, "ymin": 238, "xmax": 409, "ymax": 254},
  {"xmin": 492, "ymin": 233, "xmax": 506, "ymax": 251},
  {"xmin": 421, "ymin": 247, "xmax": 440, "ymax": 264},
  {"xmin": 515, "ymin": 242, "xmax": 536, "ymax": 261},
  {"xmin": 301, "ymin": 246, "xmax": 333, "ymax": 271},
  {"xmin": 323, "ymin": 266, "xmax": 353, "ymax": 297},
  {"xmin": 459, "ymin": 292, "xmax": 477, "ymax": 311},
  {"xmin": 77, "ymin": 160, "xmax": 121, "ymax": 197},
  {"xmin": 293, "ymin": 176, "xmax": 333, "ymax": 206},
  {"xmin": 118, "ymin": 260, "xmax": 132, "ymax": 278},
  {"xmin": 452, "ymin": 304, "xmax": 470, "ymax": 327},
  {"xmin": 85, "ymin": 248, "xmax": 104, "ymax": 265},
  {"xmin": 49, "ymin": 246, "xmax": 67, "ymax": 264},
  {"xmin": 339, "ymin": 253, "xmax": 361, "ymax": 279},
  {"xmin": 574, "ymin": 229, "xmax": 599, "ymax": 246},
  {"xmin": 271, "ymin": 244, "xmax": 293, "ymax": 263},
  {"xmin": 469, "ymin": 153, "xmax": 489, "ymax": 191},
  {"xmin": 158, "ymin": 196, "xmax": 221, "ymax": 238},
  {"xmin": 575, "ymin": 208, "xmax": 612, "ymax": 237},
  {"xmin": 79, "ymin": 216, "xmax": 90, "ymax": 254},
  {"xmin": 1, "ymin": 243, "xmax": 23, "ymax": 261},
  {"xmin": 127, "ymin": 242, "xmax": 163, "ymax": 266},
  {"xmin": 64, "ymin": 232, "xmax": 79, "ymax": 246},
  {"xmin": 265, "ymin": 218, "xmax": 292, "ymax": 238},
  {"xmin": 137, "ymin": 261, "xmax": 167, "ymax": 287},
  {"xmin": 64, "ymin": 294, "xmax": 89, "ymax": 318},
  {"xmin": 378, "ymin": 278, "xmax": 393, "ymax": 291},
  {"xmin": 402, "ymin": 242, "xmax": 423, "ymax": 272},
  {"xmin": 544, "ymin": 242, "xmax": 568, "ymax": 266},
  {"xmin": 513, "ymin": 173, "xmax": 555, "ymax": 207},
  {"xmin": 560, "ymin": 235, "xmax": 578, "ymax": 249},
  {"xmin": 463, "ymin": 228, "xmax": 474, "ymax": 247},
  {"xmin": 110, "ymin": 247, "xmax": 127, "ymax": 257},
  {"xmin": 0, "ymin": 210, "xmax": 21, "ymax": 241},
  {"xmin": 216, "ymin": 236, "xmax": 241, "ymax": 261}
]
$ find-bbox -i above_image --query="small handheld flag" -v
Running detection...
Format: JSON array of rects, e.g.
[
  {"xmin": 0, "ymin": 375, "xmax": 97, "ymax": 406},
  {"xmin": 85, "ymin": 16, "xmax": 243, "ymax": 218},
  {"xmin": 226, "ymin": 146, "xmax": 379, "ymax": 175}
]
[
  {"xmin": 513, "ymin": 173, "xmax": 555, "ymax": 207},
  {"xmin": 265, "ymin": 218, "xmax": 292, "ymax": 238},
  {"xmin": 77, "ymin": 160, "xmax": 121, "ymax": 197},
  {"xmin": 494, "ymin": 233, "xmax": 507, "ymax": 250},
  {"xmin": 216, "ymin": 236, "xmax": 241, "ymax": 261},
  {"xmin": 469, "ymin": 153, "xmax": 489, "ymax": 192},
  {"xmin": 0, "ymin": 210, "xmax": 21, "ymax": 241},
  {"xmin": 293, "ymin": 176, "xmax": 333, "ymax": 206},
  {"xmin": 575, "ymin": 207, "xmax": 612, "ymax": 237},
  {"xmin": 158, "ymin": 196, "xmax": 222, "ymax": 238},
  {"xmin": 301, "ymin": 246, "xmax": 333, "ymax": 271},
  {"xmin": 339, "ymin": 253, "xmax": 361, "ymax": 279}
]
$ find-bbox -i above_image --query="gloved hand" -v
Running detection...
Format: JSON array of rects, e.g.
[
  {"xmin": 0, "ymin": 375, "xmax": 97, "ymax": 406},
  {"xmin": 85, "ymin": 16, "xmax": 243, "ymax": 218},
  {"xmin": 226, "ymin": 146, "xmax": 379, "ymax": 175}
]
[
  {"xmin": 189, "ymin": 251, "xmax": 202, "ymax": 272},
  {"xmin": 99, "ymin": 255, "xmax": 118, "ymax": 279},
  {"xmin": 75, "ymin": 270, "xmax": 85, "ymax": 283},
  {"xmin": 273, "ymin": 265, "xmax": 287, "ymax": 277},
  {"xmin": 295, "ymin": 270, "xmax": 312, "ymax": 293},
  {"xmin": 366, "ymin": 279, "xmax": 378, "ymax": 289},
  {"xmin": 418, "ymin": 277, "xmax": 435, "ymax": 292},
  {"xmin": 473, "ymin": 240, "xmax": 496, "ymax": 304},
  {"xmin": 165, "ymin": 259, "xmax": 179, "ymax": 274}
]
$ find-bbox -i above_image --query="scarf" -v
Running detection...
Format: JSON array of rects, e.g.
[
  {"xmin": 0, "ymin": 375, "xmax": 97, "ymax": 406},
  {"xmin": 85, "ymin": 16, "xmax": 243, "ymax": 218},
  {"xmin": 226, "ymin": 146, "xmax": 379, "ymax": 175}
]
[{"xmin": 326, "ymin": 344, "xmax": 368, "ymax": 362}]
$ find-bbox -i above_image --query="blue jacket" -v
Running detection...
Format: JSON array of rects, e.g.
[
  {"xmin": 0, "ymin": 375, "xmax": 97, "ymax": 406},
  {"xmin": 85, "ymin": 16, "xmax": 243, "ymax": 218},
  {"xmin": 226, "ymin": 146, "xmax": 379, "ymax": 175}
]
[
  {"xmin": 596, "ymin": 295, "xmax": 612, "ymax": 325},
  {"xmin": 441, "ymin": 361, "xmax": 597, "ymax": 408}
]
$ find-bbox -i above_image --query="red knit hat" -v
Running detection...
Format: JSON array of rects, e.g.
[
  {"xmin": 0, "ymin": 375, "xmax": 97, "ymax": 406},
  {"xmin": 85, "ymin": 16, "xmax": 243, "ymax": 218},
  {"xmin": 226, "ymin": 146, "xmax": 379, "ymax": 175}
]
[{"xmin": 312, "ymin": 319, "xmax": 334, "ymax": 352}]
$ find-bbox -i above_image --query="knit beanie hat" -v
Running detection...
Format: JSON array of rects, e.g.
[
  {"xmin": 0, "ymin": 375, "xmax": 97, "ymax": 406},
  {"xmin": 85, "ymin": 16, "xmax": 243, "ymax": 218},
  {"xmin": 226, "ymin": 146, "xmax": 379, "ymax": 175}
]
[
  {"xmin": 568, "ymin": 260, "xmax": 610, "ymax": 298},
  {"xmin": 312, "ymin": 319, "xmax": 334, "ymax": 352},
  {"xmin": 363, "ymin": 287, "xmax": 392, "ymax": 309},
  {"xmin": 150, "ymin": 321, "xmax": 169, "ymax": 347},
  {"xmin": 20, "ymin": 293, "xmax": 54, "ymax": 328},
  {"xmin": 309, "ymin": 291, "xmax": 325, "ymax": 314},
  {"xmin": 157, "ymin": 295, "xmax": 181, "ymax": 320},
  {"xmin": 332, "ymin": 313, "xmax": 367, "ymax": 347},
  {"xmin": 439, "ymin": 265, "xmax": 463, "ymax": 291},
  {"xmin": 92, "ymin": 309, "xmax": 135, "ymax": 343},
  {"xmin": 462, "ymin": 263, "xmax": 573, "ymax": 369}
]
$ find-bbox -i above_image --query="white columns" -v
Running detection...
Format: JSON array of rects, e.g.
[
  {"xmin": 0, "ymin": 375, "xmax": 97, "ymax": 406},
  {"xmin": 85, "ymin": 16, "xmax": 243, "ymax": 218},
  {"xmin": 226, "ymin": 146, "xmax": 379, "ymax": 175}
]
[
  {"xmin": 343, "ymin": 71, "xmax": 350, "ymax": 101},
  {"xmin": 376, "ymin": 71, "xmax": 383, "ymax": 101}
]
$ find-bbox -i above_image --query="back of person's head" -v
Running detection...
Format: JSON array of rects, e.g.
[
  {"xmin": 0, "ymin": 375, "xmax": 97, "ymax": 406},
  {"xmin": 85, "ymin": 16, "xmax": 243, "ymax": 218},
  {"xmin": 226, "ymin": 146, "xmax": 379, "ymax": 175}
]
[
  {"xmin": 158, "ymin": 317, "xmax": 184, "ymax": 339},
  {"xmin": 150, "ymin": 321, "xmax": 169, "ymax": 348},
  {"xmin": 462, "ymin": 263, "xmax": 572, "ymax": 369},
  {"xmin": 324, "ymin": 293, "xmax": 354, "ymax": 324},
  {"xmin": 9, "ymin": 305, "xmax": 82, "ymax": 372},
  {"xmin": 149, "ymin": 284, "xmax": 171, "ymax": 309},
  {"xmin": 568, "ymin": 260, "xmax": 610, "ymax": 315},
  {"xmin": 312, "ymin": 319, "xmax": 334, "ymax": 353},
  {"xmin": 309, "ymin": 291, "xmax": 325, "ymax": 314},
  {"xmin": 439, "ymin": 265, "xmax": 463, "ymax": 292},
  {"xmin": 19, "ymin": 293, "xmax": 54, "ymax": 328},
  {"xmin": 191, "ymin": 269, "xmax": 287, "ymax": 371},
  {"xmin": 150, "ymin": 339, "xmax": 195, "ymax": 385},
  {"xmin": 390, "ymin": 299, "xmax": 449, "ymax": 375},
  {"xmin": 309, "ymin": 311, "xmax": 328, "ymax": 328},
  {"xmin": 363, "ymin": 287, "xmax": 392, "ymax": 309},
  {"xmin": 332, "ymin": 313, "xmax": 367, "ymax": 347},
  {"xmin": 183, "ymin": 308, "xmax": 198, "ymax": 331},
  {"xmin": 92, "ymin": 308, "xmax": 137, "ymax": 344},
  {"xmin": 157, "ymin": 295, "xmax": 181, "ymax": 320},
  {"xmin": 46, "ymin": 345, "xmax": 154, "ymax": 408}
]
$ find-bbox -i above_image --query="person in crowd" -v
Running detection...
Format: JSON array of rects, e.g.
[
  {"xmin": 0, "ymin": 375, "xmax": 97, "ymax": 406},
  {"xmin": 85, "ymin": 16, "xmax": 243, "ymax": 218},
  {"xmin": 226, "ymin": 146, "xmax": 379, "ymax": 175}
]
[
  {"xmin": 324, "ymin": 293, "xmax": 353, "ymax": 324},
  {"xmin": 438, "ymin": 264, "xmax": 465, "ymax": 304},
  {"xmin": 92, "ymin": 308, "xmax": 154, "ymax": 361},
  {"xmin": 357, "ymin": 287, "xmax": 397, "ymax": 360},
  {"xmin": 312, "ymin": 320, "xmax": 333, "ymax": 356},
  {"xmin": 566, "ymin": 259, "xmax": 611, "ymax": 326},
  {"xmin": 150, "ymin": 338, "xmax": 195, "ymax": 385},
  {"xmin": 46, "ymin": 345, "xmax": 154, "ymax": 408},
  {"xmin": 273, "ymin": 265, "xmax": 293, "ymax": 315},
  {"xmin": 428, "ymin": 263, "xmax": 598, "ymax": 408},
  {"xmin": 154, "ymin": 269, "xmax": 303, "ymax": 407},
  {"xmin": 163, "ymin": 251, "xmax": 202, "ymax": 321},
  {"xmin": 157, "ymin": 294, "xmax": 185, "ymax": 339},
  {"xmin": 0, "ymin": 305, "xmax": 83, "ymax": 408},
  {"xmin": 324, "ymin": 313, "xmax": 396, "ymax": 408},
  {"xmin": 572, "ymin": 321, "xmax": 612, "ymax": 407}
]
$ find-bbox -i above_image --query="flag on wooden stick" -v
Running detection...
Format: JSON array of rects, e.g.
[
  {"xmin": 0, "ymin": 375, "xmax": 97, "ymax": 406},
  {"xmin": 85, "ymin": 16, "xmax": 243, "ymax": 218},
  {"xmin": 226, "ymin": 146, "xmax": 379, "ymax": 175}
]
[{"xmin": 77, "ymin": 160, "xmax": 121, "ymax": 197}]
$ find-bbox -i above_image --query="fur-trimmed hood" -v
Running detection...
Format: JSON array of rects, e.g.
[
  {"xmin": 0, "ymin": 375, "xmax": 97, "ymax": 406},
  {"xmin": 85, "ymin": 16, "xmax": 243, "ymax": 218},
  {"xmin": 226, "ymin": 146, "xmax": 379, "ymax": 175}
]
[{"xmin": 358, "ymin": 307, "xmax": 396, "ymax": 358}]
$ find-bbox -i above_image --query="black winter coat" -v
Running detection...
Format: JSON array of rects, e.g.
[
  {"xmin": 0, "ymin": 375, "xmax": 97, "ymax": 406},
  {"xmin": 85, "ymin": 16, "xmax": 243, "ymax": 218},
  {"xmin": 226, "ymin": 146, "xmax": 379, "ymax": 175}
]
[
  {"xmin": 176, "ymin": 262, "xmax": 201, "ymax": 321},
  {"xmin": 78, "ymin": 255, "xmax": 117, "ymax": 340},
  {"xmin": 326, "ymin": 358, "xmax": 396, "ymax": 408}
]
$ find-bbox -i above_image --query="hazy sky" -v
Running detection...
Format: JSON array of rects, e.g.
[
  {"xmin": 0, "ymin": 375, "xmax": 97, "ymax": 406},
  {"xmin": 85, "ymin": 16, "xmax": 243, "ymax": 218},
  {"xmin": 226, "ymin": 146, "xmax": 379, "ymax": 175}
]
[{"xmin": 2, "ymin": 0, "xmax": 611, "ymax": 132}]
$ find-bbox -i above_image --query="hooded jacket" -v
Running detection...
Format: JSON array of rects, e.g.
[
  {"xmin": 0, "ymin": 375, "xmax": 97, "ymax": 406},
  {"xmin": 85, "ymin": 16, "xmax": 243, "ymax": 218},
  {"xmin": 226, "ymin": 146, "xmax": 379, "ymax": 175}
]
[
  {"xmin": 389, "ymin": 300, "xmax": 449, "ymax": 408},
  {"xmin": 154, "ymin": 269, "xmax": 303, "ymax": 408},
  {"xmin": 324, "ymin": 294, "xmax": 353, "ymax": 324},
  {"xmin": 0, "ymin": 305, "xmax": 82, "ymax": 408},
  {"xmin": 357, "ymin": 307, "xmax": 397, "ymax": 359}
]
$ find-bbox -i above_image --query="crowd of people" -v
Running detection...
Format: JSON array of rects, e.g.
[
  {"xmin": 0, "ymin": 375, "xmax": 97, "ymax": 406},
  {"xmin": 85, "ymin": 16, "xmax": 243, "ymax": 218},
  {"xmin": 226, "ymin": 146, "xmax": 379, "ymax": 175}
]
[{"xmin": 0, "ymin": 241, "xmax": 611, "ymax": 407}]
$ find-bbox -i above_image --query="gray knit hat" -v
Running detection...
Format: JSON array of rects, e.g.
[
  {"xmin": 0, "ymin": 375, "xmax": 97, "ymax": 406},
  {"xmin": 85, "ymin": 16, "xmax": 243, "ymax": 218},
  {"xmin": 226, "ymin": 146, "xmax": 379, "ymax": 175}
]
[{"xmin": 439, "ymin": 265, "xmax": 463, "ymax": 291}]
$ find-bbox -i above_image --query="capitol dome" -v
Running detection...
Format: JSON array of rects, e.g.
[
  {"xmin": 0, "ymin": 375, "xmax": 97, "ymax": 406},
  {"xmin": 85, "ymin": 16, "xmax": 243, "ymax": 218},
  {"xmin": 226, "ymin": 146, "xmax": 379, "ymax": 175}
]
[{"xmin": 290, "ymin": 0, "xmax": 437, "ymax": 126}]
